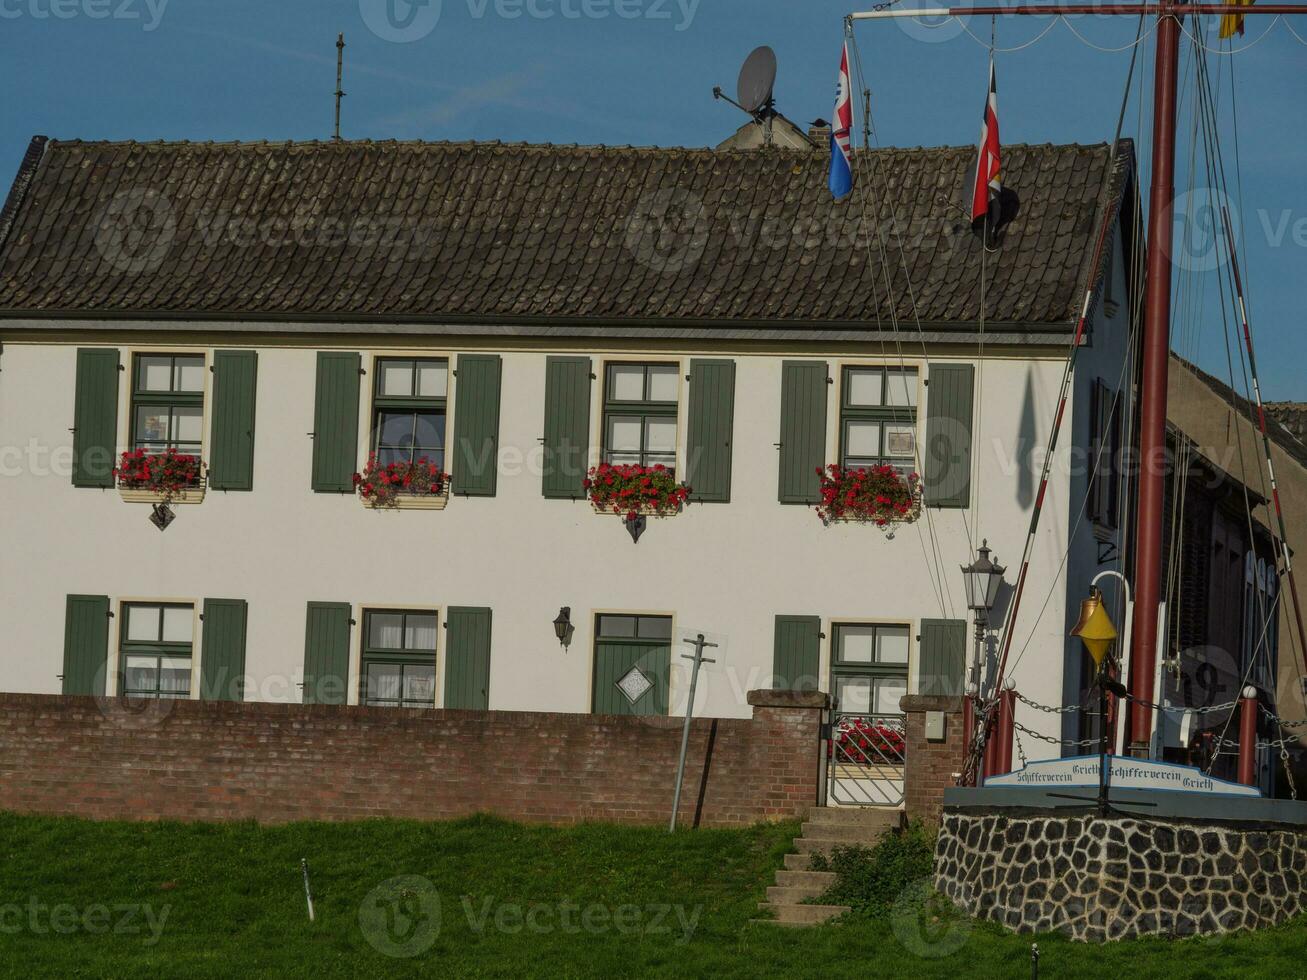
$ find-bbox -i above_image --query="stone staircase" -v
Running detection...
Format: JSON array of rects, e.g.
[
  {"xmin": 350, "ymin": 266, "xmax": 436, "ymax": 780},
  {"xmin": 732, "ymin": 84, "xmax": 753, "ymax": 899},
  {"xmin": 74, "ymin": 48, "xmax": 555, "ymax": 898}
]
[{"xmin": 751, "ymin": 806, "xmax": 903, "ymax": 927}]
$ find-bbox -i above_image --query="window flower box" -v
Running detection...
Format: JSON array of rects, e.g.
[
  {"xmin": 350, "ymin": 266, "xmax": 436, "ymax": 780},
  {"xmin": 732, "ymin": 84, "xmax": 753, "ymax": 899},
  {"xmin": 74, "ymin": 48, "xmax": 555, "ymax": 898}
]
[
  {"xmin": 354, "ymin": 455, "xmax": 451, "ymax": 510},
  {"xmin": 114, "ymin": 449, "xmax": 205, "ymax": 505},
  {"xmin": 816, "ymin": 464, "xmax": 922, "ymax": 531},
  {"xmin": 585, "ymin": 463, "xmax": 690, "ymax": 521}
]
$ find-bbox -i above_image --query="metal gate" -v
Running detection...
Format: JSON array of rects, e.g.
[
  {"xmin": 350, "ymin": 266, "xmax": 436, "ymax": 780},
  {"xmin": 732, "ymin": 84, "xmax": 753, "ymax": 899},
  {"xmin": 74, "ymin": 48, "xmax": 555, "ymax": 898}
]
[{"xmin": 826, "ymin": 710, "xmax": 906, "ymax": 807}]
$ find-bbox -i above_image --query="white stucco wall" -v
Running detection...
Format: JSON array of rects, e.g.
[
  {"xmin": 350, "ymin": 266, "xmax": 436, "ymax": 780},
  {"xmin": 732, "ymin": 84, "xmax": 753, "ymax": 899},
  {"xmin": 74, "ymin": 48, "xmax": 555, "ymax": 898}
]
[{"xmin": 0, "ymin": 329, "xmax": 1095, "ymax": 759}]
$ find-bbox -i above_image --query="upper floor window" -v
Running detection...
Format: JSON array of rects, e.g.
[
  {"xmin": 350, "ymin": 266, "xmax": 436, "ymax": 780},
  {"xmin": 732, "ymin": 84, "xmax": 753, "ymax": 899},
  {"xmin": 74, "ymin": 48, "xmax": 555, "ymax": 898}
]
[
  {"xmin": 1088, "ymin": 378, "xmax": 1121, "ymax": 529},
  {"xmin": 131, "ymin": 354, "xmax": 204, "ymax": 454},
  {"xmin": 360, "ymin": 609, "xmax": 438, "ymax": 709},
  {"xmin": 602, "ymin": 362, "xmax": 678, "ymax": 471},
  {"xmin": 839, "ymin": 366, "xmax": 918, "ymax": 480},
  {"xmin": 371, "ymin": 358, "xmax": 448, "ymax": 470},
  {"xmin": 120, "ymin": 602, "xmax": 194, "ymax": 699}
]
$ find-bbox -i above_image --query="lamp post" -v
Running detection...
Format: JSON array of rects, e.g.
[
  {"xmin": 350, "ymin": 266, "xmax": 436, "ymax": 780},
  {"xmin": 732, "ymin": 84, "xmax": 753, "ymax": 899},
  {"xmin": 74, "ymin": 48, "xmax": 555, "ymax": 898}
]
[
  {"xmin": 962, "ymin": 541, "xmax": 1006, "ymax": 698},
  {"xmin": 962, "ymin": 541, "xmax": 1005, "ymax": 784}
]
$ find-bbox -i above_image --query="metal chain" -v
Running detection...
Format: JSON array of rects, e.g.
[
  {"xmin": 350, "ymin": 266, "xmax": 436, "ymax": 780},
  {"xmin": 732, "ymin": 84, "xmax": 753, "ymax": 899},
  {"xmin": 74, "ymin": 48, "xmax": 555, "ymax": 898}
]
[
  {"xmin": 1122, "ymin": 693, "xmax": 1241, "ymax": 715},
  {"xmin": 1014, "ymin": 728, "xmax": 1028, "ymax": 770},
  {"xmin": 1014, "ymin": 692, "xmax": 1080, "ymax": 715},
  {"xmin": 1012, "ymin": 721, "xmax": 1101, "ymax": 749}
]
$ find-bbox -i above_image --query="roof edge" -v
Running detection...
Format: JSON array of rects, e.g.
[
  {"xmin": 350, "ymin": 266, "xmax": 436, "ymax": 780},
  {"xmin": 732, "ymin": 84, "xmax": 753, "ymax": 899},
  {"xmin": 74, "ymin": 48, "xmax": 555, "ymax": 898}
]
[{"xmin": 0, "ymin": 135, "xmax": 49, "ymax": 259}]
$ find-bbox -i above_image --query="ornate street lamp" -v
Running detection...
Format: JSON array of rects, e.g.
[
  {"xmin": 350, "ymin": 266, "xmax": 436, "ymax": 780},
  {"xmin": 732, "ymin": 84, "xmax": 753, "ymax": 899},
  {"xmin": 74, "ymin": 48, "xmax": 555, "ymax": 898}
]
[{"xmin": 961, "ymin": 540, "xmax": 1005, "ymax": 696}]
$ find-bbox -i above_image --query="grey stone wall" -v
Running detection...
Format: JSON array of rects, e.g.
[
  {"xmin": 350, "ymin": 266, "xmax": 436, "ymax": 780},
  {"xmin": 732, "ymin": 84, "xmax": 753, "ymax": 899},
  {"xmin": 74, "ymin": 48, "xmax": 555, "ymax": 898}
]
[{"xmin": 936, "ymin": 808, "xmax": 1307, "ymax": 941}]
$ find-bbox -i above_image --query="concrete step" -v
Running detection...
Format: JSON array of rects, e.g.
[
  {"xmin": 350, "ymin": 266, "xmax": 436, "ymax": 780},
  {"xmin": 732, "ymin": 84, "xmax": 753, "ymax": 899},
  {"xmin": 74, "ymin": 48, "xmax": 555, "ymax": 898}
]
[
  {"xmin": 774, "ymin": 869, "xmax": 837, "ymax": 889},
  {"xmin": 755, "ymin": 902, "xmax": 850, "ymax": 925},
  {"xmin": 783, "ymin": 852, "xmax": 820, "ymax": 871},
  {"xmin": 800, "ymin": 820, "xmax": 894, "ymax": 843},
  {"xmin": 806, "ymin": 806, "xmax": 904, "ymax": 828},
  {"xmin": 793, "ymin": 836, "xmax": 860, "ymax": 857},
  {"xmin": 766, "ymin": 884, "xmax": 829, "ymax": 904}
]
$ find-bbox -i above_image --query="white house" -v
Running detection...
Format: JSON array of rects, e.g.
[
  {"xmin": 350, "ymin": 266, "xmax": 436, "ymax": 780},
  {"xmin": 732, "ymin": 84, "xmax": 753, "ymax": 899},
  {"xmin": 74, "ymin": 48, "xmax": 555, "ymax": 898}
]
[{"xmin": 0, "ymin": 136, "xmax": 1138, "ymax": 797}]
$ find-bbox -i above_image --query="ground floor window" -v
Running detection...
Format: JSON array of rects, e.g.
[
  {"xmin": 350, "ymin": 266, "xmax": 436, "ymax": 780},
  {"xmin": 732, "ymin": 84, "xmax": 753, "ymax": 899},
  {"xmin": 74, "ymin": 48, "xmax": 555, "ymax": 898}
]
[
  {"xmin": 829, "ymin": 623, "xmax": 910, "ymax": 721},
  {"xmin": 592, "ymin": 614, "xmax": 672, "ymax": 716},
  {"xmin": 360, "ymin": 609, "xmax": 438, "ymax": 708},
  {"xmin": 120, "ymin": 602, "xmax": 194, "ymax": 698}
]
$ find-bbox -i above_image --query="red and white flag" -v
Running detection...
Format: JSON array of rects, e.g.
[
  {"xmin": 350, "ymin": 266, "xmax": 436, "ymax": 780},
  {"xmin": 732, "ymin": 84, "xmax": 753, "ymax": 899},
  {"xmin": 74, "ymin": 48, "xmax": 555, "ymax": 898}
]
[{"xmin": 970, "ymin": 54, "xmax": 1002, "ymax": 230}]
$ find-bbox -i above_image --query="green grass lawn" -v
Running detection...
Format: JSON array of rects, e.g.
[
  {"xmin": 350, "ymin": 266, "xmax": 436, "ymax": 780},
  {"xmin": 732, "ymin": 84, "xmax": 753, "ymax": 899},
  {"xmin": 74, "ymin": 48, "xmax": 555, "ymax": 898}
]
[{"xmin": 1, "ymin": 811, "xmax": 1304, "ymax": 978}]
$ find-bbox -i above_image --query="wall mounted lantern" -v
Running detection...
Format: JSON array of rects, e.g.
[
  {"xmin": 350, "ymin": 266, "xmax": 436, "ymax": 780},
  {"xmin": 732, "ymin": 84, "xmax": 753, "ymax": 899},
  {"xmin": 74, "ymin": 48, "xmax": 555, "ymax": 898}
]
[{"xmin": 553, "ymin": 607, "xmax": 573, "ymax": 647}]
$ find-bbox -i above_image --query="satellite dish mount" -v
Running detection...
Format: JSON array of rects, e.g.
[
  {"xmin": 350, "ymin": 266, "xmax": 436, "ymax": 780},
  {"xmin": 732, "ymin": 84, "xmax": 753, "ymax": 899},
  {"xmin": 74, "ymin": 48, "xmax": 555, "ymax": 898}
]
[{"xmin": 713, "ymin": 45, "xmax": 779, "ymax": 146}]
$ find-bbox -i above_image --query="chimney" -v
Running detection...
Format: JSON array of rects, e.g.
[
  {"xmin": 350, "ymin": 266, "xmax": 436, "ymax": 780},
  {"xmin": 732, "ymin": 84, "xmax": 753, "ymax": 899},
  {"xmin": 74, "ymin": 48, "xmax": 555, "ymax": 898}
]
[{"xmin": 808, "ymin": 118, "xmax": 831, "ymax": 143}]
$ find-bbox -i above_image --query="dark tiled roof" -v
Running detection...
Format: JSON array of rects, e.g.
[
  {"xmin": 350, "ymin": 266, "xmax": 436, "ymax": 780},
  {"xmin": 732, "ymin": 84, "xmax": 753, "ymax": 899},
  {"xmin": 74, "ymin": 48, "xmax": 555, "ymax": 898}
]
[
  {"xmin": 1267, "ymin": 403, "xmax": 1307, "ymax": 443},
  {"xmin": 1172, "ymin": 354, "xmax": 1307, "ymax": 472},
  {"xmin": 0, "ymin": 137, "xmax": 1133, "ymax": 329}
]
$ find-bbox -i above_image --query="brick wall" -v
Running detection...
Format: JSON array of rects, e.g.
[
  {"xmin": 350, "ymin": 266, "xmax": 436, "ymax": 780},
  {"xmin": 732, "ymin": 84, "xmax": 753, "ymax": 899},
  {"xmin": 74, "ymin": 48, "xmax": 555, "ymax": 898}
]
[
  {"xmin": 900, "ymin": 694, "xmax": 966, "ymax": 825},
  {"xmin": 0, "ymin": 690, "xmax": 827, "ymax": 827}
]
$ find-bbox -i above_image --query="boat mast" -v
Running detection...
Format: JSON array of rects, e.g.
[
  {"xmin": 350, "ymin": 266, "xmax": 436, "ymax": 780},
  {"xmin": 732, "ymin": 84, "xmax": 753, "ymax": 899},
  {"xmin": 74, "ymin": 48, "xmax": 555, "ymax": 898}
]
[{"xmin": 850, "ymin": 2, "xmax": 1307, "ymax": 757}]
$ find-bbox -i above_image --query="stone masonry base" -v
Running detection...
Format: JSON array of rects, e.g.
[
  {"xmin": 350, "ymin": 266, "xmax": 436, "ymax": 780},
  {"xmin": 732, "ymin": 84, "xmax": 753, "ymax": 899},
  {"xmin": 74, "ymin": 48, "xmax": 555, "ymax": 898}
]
[{"xmin": 935, "ymin": 809, "xmax": 1307, "ymax": 941}]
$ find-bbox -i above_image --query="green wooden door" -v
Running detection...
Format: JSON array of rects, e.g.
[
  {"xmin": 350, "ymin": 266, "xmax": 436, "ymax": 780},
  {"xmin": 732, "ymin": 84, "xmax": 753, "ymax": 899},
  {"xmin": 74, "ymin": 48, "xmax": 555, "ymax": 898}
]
[
  {"xmin": 592, "ymin": 640, "xmax": 670, "ymax": 716},
  {"xmin": 62, "ymin": 594, "xmax": 111, "ymax": 695}
]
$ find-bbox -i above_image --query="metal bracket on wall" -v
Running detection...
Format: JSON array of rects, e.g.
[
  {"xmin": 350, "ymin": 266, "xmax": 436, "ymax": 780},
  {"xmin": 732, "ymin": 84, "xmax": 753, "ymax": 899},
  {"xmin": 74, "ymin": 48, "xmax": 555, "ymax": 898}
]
[{"xmin": 624, "ymin": 514, "xmax": 647, "ymax": 543}]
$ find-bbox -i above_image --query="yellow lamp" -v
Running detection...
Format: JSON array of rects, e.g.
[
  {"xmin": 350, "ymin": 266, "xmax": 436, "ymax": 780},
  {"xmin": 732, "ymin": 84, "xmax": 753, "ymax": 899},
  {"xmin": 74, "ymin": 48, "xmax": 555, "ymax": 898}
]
[{"xmin": 1070, "ymin": 586, "xmax": 1118, "ymax": 669}]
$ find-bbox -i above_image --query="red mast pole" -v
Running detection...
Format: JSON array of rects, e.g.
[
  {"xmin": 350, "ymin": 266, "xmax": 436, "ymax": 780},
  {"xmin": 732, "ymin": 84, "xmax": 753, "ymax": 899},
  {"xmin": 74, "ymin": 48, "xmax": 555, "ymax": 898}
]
[{"xmin": 1129, "ymin": 8, "xmax": 1182, "ymax": 755}]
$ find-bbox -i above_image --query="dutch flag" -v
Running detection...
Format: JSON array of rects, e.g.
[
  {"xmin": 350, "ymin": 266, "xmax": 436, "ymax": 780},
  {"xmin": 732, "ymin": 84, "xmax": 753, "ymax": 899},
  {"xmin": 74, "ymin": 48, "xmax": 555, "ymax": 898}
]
[{"xmin": 829, "ymin": 41, "xmax": 854, "ymax": 201}]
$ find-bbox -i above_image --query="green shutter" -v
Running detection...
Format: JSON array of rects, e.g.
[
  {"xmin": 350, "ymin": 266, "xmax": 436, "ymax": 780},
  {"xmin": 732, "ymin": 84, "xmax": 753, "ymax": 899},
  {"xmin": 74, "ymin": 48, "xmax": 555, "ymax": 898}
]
[
  {"xmin": 919, "ymin": 619, "xmax": 968, "ymax": 696},
  {"xmin": 444, "ymin": 607, "xmax": 492, "ymax": 710},
  {"xmin": 778, "ymin": 361, "xmax": 828, "ymax": 504},
  {"xmin": 302, "ymin": 602, "xmax": 352, "ymax": 704},
  {"xmin": 209, "ymin": 351, "xmax": 258, "ymax": 491},
  {"xmin": 200, "ymin": 598, "xmax": 248, "ymax": 701},
  {"xmin": 686, "ymin": 359, "xmax": 735, "ymax": 503},
  {"xmin": 773, "ymin": 615, "xmax": 822, "ymax": 690},
  {"xmin": 453, "ymin": 353, "xmax": 502, "ymax": 497},
  {"xmin": 542, "ymin": 356, "xmax": 592, "ymax": 499},
  {"xmin": 311, "ymin": 352, "xmax": 360, "ymax": 492},
  {"xmin": 72, "ymin": 348, "xmax": 119, "ymax": 488},
  {"xmin": 923, "ymin": 364, "xmax": 975, "ymax": 508},
  {"xmin": 61, "ymin": 594, "xmax": 110, "ymax": 695},
  {"xmin": 592, "ymin": 640, "xmax": 671, "ymax": 716}
]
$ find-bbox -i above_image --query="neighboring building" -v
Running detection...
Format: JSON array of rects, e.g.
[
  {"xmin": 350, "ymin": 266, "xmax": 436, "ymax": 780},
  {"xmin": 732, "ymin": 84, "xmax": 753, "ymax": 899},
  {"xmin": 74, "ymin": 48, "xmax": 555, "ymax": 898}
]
[
  {"xmin": 1266, "ymin": 403, "xmax": 1307, "ymax": 445},
  {"xmin": 0, "ymin": 136, "xmax": 1138, "ymax": 798},
  {"xmin": 1168, "ymin": 356, "xmax": 1307, "ymax": 750}
]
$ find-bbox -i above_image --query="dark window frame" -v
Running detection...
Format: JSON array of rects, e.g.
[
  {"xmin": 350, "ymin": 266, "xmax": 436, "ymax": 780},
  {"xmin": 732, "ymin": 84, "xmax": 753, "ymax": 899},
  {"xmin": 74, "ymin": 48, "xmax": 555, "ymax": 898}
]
[
  {"xmin": 601, "ymin": 362, "xmax": 679, "ymax": 472},
  {"xmin": 1088, "ymin": 378, "xmax": 1121, "ymax": 529},
  {"xmin": 838, "ymin": 366, "xmax": 919, "ymax": 478},
  {"xmin": 595, "ymin": 613, "xmax": 673, "ymax": 642},
  {"xmin": 118, "ymin": 601, "xmax": 195, "ymax": 699},
  {"xmin": 359, "ymin": 608, "xmax": 439, "ymax": 709},
  {"xmin": 130, "ymin": 353, "xmax": 205, "ymax": 456},
  {"xmin": 828, "ymin": 622, "xmax": 911, "ymax": 721},
  {"xmin": 370, "ymin": 357, "xmax": 449, "ymax": 472}
]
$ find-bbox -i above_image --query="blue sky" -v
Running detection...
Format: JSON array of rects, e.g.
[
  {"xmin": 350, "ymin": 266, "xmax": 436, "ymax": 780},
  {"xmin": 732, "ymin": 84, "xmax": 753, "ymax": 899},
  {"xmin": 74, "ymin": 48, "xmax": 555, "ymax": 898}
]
[{"xmin": 3, "ymin": 0, "xmax": 1305, "ymax": 397}]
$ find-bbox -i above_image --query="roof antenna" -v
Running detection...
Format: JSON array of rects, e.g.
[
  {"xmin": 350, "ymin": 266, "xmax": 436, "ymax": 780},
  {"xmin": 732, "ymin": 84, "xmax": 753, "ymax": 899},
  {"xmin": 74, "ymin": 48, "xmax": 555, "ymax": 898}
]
[
  {"xmin": 713, "ymin": 46, "xmax": 778, "ymax": 147},
  {"xmin": 333, "ymin": 32, "xmax": 346, "ymax": 141}
]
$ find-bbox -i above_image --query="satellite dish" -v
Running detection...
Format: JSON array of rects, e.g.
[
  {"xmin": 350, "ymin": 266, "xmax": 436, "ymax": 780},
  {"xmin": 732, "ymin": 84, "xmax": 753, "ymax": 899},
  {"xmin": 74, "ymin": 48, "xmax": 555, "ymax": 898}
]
[{"xmin": 737, "ymin": 46, "xmax": 777, "ymax": 115}]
